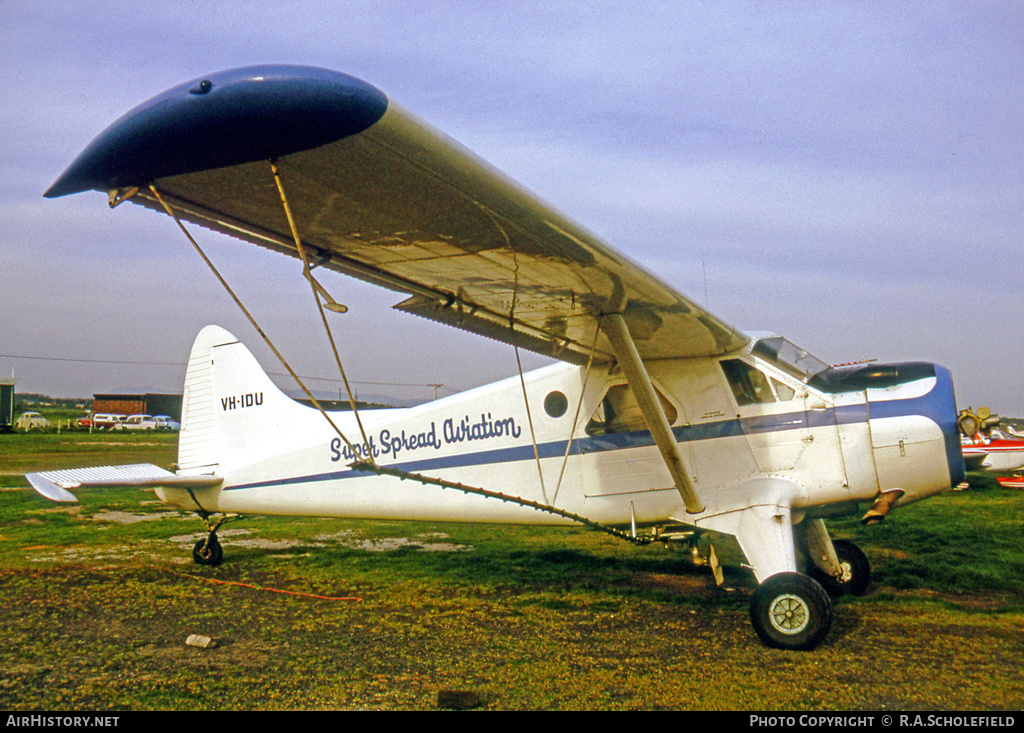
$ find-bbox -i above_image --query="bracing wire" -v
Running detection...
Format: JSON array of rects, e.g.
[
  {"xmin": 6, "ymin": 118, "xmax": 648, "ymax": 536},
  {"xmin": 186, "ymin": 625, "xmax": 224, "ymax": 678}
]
[
  {"xmin": 270, "ymin": 160, "xmax": 376, "ymax": 465},
  {"xmin": 551, "ymin": 323, "xmax": 601, "ymax": 505},
  {"xmin": 148, "ymin": 184, "xmax": 363, "ymax": 457}
]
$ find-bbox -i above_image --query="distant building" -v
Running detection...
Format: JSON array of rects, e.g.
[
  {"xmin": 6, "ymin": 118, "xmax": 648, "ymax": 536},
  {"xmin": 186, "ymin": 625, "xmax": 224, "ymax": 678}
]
[
  {"xmin": 0, "ymin": 378, "xmax": 14, "ymax": 433},
  {"xmin": 92, "ymin": 393, "xmax": 182, "ymax": 421}
]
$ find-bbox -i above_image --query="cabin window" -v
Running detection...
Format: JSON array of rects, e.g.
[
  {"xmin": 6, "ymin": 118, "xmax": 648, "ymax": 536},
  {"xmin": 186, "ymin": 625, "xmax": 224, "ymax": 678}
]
[
  {"xmin": 585, "ymin": 384, "xmax": 677, "ymax": 436},
  {"xmin": 772, "ymin": 379, "xmax": 796, "ymax": 401},
  {"xmin": 720, "ymin": 359, "xmax": 776, "ymax": 406},
  {"xmin": 544, "ymin": 391, "xmax": 568, "ymax": 418}
]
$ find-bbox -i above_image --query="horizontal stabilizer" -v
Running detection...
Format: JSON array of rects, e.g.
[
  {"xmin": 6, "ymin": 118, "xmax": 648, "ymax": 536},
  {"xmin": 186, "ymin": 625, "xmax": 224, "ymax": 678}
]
[{"xmin": 26, "ymin": 464, "xmax": 222, "ymax": 503}]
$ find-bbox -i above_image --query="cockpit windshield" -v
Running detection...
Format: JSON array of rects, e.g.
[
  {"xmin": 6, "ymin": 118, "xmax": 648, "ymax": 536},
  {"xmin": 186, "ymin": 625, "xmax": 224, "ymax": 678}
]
[{"xmin": 751, "ymin": 336, "xmax": 830, "ymax": 383}]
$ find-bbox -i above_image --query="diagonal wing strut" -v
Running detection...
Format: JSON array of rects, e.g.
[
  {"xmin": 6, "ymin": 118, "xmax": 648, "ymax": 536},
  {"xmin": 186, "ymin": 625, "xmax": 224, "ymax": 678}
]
[{"xmin": 599, "ymin": 313, "xmax": 704, "ymax": 514}]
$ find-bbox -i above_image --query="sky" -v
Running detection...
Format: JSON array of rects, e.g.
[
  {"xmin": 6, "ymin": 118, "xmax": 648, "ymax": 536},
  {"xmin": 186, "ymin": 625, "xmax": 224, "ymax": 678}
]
[{"xmin": 2, "ymin": 1, "xmax": 1022, "ymax": 415}]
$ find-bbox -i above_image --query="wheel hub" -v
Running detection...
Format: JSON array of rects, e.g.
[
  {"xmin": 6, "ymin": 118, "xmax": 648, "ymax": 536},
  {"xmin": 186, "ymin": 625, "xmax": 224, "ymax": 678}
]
[
  {"xmin": 768, "ymin": 593, "xmax": 810, "ymax": 635},
  {"xmin": 839, "ymin": 561, "xmax": 853, "ymax": 583}
]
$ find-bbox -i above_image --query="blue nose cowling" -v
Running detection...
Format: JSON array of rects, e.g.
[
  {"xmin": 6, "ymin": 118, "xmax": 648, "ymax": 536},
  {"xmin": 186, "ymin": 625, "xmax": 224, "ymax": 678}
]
[
  {"xmin": 813, "ymin": 360, "xmax": 966, "ymax": 489},
  {"xmin": 933, "ymin": 365, "xmax": 966, "ymax": 487}
]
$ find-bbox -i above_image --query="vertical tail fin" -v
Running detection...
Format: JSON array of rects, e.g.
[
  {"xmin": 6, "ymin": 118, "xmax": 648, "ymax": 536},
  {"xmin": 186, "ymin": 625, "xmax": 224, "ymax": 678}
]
[
  {"xmin": 177, "ymin": 325, "xmax": 342, "ymax": 476},
  {"xmin": 178, "ymin": 324, "xmax": 304, "ymax": 473}
]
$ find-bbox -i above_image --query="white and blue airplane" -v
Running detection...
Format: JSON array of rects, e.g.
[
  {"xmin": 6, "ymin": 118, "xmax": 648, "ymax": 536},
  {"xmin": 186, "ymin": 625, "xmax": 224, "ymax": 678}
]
[{"xmin": 32, "ymin": 66, "xmax": 965, "ymax": 650}]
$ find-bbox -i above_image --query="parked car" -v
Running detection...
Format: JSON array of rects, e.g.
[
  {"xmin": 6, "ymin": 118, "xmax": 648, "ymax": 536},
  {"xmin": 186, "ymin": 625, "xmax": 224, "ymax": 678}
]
[
  {"xmin": 77, "ymin": 414, "xmax": 93, "ymax": 428},
  {"xmin": 92, "ymin": 413, "xmax": 127, "ymax": 430},
  {"xmin": 121, "ymin": 414, "xmax": 156, "ymax": 429},
  {"xmin": 151, "ymin": 415, "xmax": 181, "ymax": 431},
  {"xmin": 15, "ymin": 412, "xmax": 49, "ymax": 430}
]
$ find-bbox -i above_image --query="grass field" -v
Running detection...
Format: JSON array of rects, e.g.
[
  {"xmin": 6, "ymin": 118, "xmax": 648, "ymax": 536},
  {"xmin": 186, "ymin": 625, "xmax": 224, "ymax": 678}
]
[{"xmin": 1, "ymin": 432, "xmax": 1022, "ymax": 710}]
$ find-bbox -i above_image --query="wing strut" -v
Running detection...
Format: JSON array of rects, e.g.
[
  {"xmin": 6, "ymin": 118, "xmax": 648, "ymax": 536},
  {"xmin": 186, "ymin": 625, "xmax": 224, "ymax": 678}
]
[{"xmin": 599, "ymin": 314, "xmax": 704, "ymax": 514}]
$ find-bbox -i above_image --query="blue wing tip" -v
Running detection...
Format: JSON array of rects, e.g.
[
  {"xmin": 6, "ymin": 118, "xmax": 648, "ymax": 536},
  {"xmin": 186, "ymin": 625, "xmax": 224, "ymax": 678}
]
[{"xmin": 45, "ymin": 65, "xmax": 389, "ymax": 198}]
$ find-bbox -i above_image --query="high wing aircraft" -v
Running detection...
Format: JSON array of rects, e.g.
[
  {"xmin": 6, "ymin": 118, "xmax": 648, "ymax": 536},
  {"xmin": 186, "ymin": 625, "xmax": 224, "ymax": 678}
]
[{"xmin": 34, "ymin": 66, "xmax": 965, "ymax": 651}]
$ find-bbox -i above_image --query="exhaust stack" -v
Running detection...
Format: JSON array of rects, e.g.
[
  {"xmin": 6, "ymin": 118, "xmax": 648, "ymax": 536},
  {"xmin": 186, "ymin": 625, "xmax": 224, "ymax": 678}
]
[{"xmin": 861, "ymin": 489, "xmax": 905, "ymax": 525}]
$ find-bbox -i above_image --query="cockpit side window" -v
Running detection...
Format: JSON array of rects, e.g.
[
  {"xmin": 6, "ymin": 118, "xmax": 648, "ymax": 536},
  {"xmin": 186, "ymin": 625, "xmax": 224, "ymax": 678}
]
[
  {"xmin": 720, "ymin": 359, "xmax": 776, "ymax": 406},
  {"xmin": 585, "ymin": 383, "xmax": 678, "ymax": 436}
]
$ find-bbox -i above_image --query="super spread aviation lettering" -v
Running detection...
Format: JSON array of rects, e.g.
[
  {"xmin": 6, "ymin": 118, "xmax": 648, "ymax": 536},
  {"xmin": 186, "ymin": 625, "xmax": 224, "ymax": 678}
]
[
  {"xmin": 330, "ymin": 413, "xmax": 522, "ymax": 462},
  {"xmin": 32, "ymin": 66, "xmax": 966, "ymax": 651}
]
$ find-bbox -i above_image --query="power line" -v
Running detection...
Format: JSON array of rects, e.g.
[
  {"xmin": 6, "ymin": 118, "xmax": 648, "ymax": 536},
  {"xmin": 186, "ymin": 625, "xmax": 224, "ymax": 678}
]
[
  {"xmin": 0, "ymin": 353, "xmax": 183, "ymax": 366},
  {"xmin": 0, "ymin": 352, "xmax": 446, "ymax": 392}
]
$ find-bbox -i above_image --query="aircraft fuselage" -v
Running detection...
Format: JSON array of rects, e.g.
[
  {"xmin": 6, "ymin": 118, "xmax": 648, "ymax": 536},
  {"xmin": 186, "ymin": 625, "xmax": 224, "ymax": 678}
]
[{"xmin": 163, "ymin": 328, "xmax": 963, "ymax": 549}]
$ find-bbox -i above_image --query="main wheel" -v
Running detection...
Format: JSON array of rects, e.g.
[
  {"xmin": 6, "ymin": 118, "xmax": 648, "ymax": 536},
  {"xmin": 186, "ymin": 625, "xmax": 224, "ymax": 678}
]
[
  {"xmin": 750, "ymin": 572, "xmax": 832, "ymax": 651},
  {"xmin": 809, "ymin": 539, "xmax": 871, "ymax": 598},
  {"xmin": 193, "ymin": 535, "xmax": 223, "ymax": 566}
]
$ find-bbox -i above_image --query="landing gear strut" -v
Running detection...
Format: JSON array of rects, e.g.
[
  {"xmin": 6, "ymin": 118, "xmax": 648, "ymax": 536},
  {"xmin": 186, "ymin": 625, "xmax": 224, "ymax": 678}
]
[
  {"xmin": 191, "ymin": 512, "xmax": 232, "ymax": 566},
  {"xmin": 800, "ymin": 519, "xmax": 872, "ymax": 599},
  {"xmin": 809, "ymin": 539, "xmax": 871, "ymax": 598}
]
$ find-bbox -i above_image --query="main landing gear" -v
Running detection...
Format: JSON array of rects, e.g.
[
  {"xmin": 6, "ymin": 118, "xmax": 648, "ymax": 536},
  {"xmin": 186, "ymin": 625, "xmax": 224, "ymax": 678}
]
[
  {"xmin": 748, "ymin": 537, "xmax": 871, "ymax": 651},
  {"xmin": 749, "ymin": 572, "xmax": 833, "ymax": 651},
  {"xmin": 808, "ymin": 539, "xmax": 871, "ymax": 598},
  {"xmin": 684, "ymin": 530, "xmax": 862, "ymax": 650}
]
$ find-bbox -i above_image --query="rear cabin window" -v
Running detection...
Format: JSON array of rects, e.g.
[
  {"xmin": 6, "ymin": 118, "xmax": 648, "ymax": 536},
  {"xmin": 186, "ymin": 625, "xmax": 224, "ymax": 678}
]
[{"xmin": 585, "ymin": 384, "xmax": 678, "ymax": 436}]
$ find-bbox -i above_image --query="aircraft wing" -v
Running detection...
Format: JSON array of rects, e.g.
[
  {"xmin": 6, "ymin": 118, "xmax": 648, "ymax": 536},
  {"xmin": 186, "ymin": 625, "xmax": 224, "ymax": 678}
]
[{"xmin": 45, "ymin": 65, "xmax": 747, "ymax": 365}]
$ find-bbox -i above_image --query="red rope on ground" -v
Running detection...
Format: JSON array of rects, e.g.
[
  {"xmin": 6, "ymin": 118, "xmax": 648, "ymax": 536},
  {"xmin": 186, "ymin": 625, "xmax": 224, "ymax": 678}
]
[{"xmin": 183, "ymin": 573, "xmax": 363, "ymax": 602}]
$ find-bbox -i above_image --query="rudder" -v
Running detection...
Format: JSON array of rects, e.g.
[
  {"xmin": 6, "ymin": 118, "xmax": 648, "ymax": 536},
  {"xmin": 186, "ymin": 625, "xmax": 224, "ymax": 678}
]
[{"xmin": 178, "ymin": 326, "xmax": 237, "ymax": 472}]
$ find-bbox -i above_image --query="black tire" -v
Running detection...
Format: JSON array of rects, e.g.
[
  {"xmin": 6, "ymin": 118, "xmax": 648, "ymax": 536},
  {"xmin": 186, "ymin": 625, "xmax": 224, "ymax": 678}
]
[
  {"xmin": 193, "ymin": 535, "xmax": 223, "ymax": 566},
  {"xmin": 809, "ymin": 539, "xmax": 871, "ymax": 598},
  {"xmin": 750, "ymin": 572, "xmax": 833, "ymax": 651}
]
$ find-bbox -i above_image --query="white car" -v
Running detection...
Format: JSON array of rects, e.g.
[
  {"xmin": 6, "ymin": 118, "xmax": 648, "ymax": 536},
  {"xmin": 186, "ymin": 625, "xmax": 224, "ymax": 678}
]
[
  {"xmin": 15, "ymin": 412, "xmax": 49, "ymax": 430},
  {"xmin": 92, "ymin": 413, "xmax": 127, "ymax": 430},
  {"xmin": 151, "ymin": 415, "xmax": 181, "ymax": 430},
  {"xmin": 118, "ymin": 414, "xmax": 180, "ymax": 430},
  {"xmin": 121, "ymin": 414, "xmax": 156, "ymax": 429}
]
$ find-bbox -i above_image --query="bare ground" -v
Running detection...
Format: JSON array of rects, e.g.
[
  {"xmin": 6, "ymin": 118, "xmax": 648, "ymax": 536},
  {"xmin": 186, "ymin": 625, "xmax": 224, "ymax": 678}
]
[{"xmin": 1, "ymin": 534, "xmax": 1021, "ymax": 711}]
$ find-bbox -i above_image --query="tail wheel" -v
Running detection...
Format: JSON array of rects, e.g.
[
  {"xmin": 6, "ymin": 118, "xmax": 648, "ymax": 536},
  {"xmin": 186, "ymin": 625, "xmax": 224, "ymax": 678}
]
[
  {"xmin": 193, "ymin": 535, "xmax": 223, "ymax": 566},
  {"xmin": 750, "ymin": 572, "xmax": 833, "ymax": 651},
  {"xmin": 810, "ymin": 539, "xmax": 871, "ymax": 598}
]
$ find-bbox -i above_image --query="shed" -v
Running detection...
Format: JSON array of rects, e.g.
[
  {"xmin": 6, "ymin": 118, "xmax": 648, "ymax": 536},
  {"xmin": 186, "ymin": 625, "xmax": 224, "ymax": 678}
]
[
  {"xmin": 0, "ymin": 378, "xmax": 14, "ymax": 433},
  {"xmin": 92, "ymin": 393, "xmax": 182, "ymax": 422}
]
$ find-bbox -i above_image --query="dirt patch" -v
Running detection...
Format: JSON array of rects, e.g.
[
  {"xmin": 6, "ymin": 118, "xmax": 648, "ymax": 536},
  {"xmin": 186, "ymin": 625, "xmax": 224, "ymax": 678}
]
[{"xmin": 91, "ymin": 511, "xmax": 183, "ymax": 524}]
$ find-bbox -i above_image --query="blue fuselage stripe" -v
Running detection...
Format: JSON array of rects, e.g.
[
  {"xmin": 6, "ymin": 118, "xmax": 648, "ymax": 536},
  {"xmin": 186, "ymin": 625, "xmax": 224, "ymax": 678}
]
[{"xmin": 227, "ymin": 372, "xmax": 963, "ymax": 491}]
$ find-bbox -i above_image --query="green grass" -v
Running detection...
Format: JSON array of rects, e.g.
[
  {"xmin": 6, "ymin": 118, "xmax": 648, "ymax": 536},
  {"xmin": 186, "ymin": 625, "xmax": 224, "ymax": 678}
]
[
  {"xmin": 1, "ymin": 432, "xmax": 1022, "ymax": 710},
  {"xmin": 828, "ymin": 474, "xmax": 1024, "ymax": 601},
  {"xmin": 0, "ymin": 431, "xmax": 178, "ymax": 475}
]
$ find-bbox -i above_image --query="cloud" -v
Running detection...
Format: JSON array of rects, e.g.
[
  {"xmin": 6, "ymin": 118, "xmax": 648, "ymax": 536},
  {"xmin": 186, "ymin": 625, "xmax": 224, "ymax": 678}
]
[{"xmin": 2, "ymin": 1, "xmax": 1021, "ymax": 415}]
